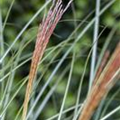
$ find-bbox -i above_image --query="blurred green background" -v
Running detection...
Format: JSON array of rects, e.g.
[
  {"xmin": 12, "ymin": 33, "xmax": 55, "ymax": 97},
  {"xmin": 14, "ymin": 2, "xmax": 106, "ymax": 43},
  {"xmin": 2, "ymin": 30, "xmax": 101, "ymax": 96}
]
[{"xmin": 1, "ymin": 0, "xmax": 120, "ymax": 120}]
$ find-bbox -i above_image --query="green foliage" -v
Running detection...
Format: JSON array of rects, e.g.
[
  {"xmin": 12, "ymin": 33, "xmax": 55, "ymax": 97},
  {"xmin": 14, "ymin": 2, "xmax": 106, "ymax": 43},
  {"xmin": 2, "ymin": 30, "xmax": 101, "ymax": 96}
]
[{"xmin": 0, "ymin": 0, "xmax": 120, "ymax": 120}]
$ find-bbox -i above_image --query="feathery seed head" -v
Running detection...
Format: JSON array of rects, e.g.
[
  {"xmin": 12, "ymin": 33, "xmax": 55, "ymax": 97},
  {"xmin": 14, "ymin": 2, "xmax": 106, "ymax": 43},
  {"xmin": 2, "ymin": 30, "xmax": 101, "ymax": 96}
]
[{"xmin": 22, "ymin": 1, "xmax": 72, "ymax": 120}]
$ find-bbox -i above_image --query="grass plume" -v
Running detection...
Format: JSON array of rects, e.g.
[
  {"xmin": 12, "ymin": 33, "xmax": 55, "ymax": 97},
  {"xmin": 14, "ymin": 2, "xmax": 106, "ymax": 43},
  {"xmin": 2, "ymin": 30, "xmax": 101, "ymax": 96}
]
[
  {"xmin": 22, "ymin": 0, "xmax": 72, "ymax": 120},
  {"xmin": 79, "ymin": 42, "xmax": 120, "ymax": 120}
]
